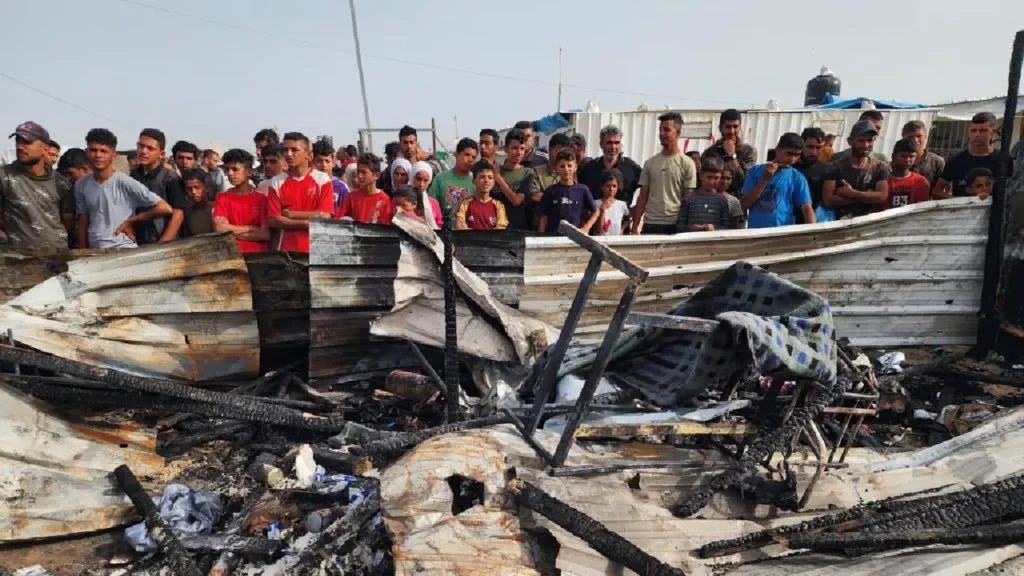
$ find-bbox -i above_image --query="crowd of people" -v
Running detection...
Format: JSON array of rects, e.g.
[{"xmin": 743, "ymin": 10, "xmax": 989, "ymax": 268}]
[{"xmin": 0, "ymin": 108, "xmax": 1014, "ymax": 256}]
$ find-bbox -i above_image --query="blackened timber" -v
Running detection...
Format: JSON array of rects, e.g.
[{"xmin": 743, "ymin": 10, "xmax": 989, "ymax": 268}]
[
  {"xmin": 113, "ymin": 465, "xmax": 203, "ymax": 576},
  {"xmin": 159, "ymin": 421, "xmax": 251, "ymax": 456},
  {"xmin": 348, "ymin": 414, "xmax": 511, "ymax": 456},
  {"xmin": 443, "ymin": 217, "xmax": 461, "ymax": 423},
  {"xmin": 178, "ymin": 533, "xmax": 283, "ymax": 556},
  {"xmin": 509, "ymin": 478, "xmax": 685, "ymax": 576},
  {"xmin": 625, "ymin": 313, "xmax": 719, "ymax": 333},
  {"xmin": 291, "ymin": 483, "xmax": 381, "ymax": 576},
  {"xmin": 788, "ymin": 522, "xmax": 1024, "ymax": 552}
]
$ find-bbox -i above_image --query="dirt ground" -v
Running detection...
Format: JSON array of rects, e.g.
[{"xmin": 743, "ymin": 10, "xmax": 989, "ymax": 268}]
[{"xmin": 0, "ymin": 530, "xmax": 126, "ymax": 575}]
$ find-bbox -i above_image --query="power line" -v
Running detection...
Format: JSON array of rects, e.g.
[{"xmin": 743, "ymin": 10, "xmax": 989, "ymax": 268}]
[
  {"xmin": 0, "ymin": 71, "xmax": 134, "ymax": 129},
  {"xmin": 114, "ymin": 0, "xmax": 754, "ymax": 108}
]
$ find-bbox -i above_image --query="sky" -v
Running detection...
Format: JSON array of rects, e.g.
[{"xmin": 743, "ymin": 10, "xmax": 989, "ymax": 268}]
[{"xmin": 3, "ymin": 0, "xmax": 1024, "ymax": 156}]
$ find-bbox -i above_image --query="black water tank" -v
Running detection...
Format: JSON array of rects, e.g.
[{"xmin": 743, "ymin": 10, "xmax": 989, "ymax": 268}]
[{"xmin": 804, "ymin": 66, "xmax": 841, "ymax": 107}]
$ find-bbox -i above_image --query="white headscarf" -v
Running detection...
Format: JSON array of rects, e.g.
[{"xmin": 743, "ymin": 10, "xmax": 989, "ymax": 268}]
[
  {"xmin": 343, "ymin": 163, "xmax": 357, "ymax": 189},
  {"xmin": 390, "ymin": 158, "xmax": 413, "ymax": 190},
  {"xmin": 409, "ymin": 161, "xmax": 437, "ymax": 229}
]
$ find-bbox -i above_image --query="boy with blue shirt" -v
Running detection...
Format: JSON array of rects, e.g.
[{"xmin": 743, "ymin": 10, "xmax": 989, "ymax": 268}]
[{"xmin": 740, "ymin": 133, "xmax": 815, "ymax": 229}]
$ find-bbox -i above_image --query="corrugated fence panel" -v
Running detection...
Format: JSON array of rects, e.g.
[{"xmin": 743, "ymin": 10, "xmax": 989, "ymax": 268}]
[{"xmin": 521, "ymin": 198, "xmax": 989, "ymax": 347}]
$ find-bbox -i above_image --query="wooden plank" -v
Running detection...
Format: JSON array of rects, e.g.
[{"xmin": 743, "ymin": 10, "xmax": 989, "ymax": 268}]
[{"xmin": 573, "ymin": 421, "xmax": 751, "ymax": 438}]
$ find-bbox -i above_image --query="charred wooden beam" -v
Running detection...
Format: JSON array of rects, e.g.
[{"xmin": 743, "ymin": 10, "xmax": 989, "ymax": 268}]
[
  {"xmin": 789, "ymin": 522, "xmax": 1024, "ymax": 552},
  {"xmin": 348, "ymin": 414, "xmax": 511, "ymax": 456},
  {"xmin": 443, "ymin": 216, "xmax": 461, "ymax": 423},
  {"xmin": 508, "ymin": 477, "xmax": 684, "ymax": 576},
  {"xmin": 291, "ymin": 483, "xmax": 381, "ymax": 576},
  {"xmin": 158, "ymin": 421, "xmax": 251, "ymax": 456},
  {"xmin": 0, "ymin": 345, "xmax": 344, "ymax": 432},
  {"xmin": 209, "ymin": 488, "xmax": 270, "ymax": 576},
  {"xmin": 178, "ymin": 533, "xmax": 283, "ymax": 556},
  {"xmin": 113, "ymin": 465, "xmax": 202, "ymax": 576}
]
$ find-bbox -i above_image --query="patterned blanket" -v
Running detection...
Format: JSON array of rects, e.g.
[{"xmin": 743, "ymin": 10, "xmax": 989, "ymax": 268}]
[{"xmin": 530, "ymin": 261, "xmax": 838, "ymax": 407}]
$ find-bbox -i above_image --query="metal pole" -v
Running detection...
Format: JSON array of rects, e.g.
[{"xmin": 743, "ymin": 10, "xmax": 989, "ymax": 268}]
[
  {"xmin": 975, "ymin": 29, "xmax": 1024, "ymax": 356},
  {"xmin": 431, "ymin": 117, "xmax": 438, "ymax": 155},
  {"xmin": 348, "ymin": 0, "xmax": 373, "ymax": 154},
  {"xmin": 557, "ymin": 47, "xmax": 563, "ymax": 113}
]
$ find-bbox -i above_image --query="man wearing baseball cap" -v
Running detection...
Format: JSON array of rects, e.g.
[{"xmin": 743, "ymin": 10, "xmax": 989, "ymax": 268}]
[
  {"xmin": 0, "ymin": 121, "xmax": 75, "ymax": 252},
  {"xmin": 821, "ymin": 120, "xmax": 891, "ymax": 219}
]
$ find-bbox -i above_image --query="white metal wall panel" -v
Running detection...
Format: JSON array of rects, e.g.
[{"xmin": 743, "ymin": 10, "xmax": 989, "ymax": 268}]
[{"xmin": 573, "ymin": 108, "xmax": 940, "ymax": 165}]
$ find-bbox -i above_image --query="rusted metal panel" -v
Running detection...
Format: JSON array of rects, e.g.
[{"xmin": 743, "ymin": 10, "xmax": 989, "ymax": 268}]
[
  {"xmin": 0, "ymin": 252, "xmax": 66, "ymax": 304},
  {"xmin": 521, "ymin": 198, "xmax": 989, "ymax": 346},
  {"xmin": 0, "ymin": 384, "xmax": 166, "ymax": 542},
  {"xmin": 0, "ymin": 234, "xmax": 259, "ymax": 381}
]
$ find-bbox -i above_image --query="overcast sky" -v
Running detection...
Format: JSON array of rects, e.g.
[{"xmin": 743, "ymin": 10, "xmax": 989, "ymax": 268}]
[{"xmin": 3, "ymin": 0, "xmax": 1023, "ymax": 155}]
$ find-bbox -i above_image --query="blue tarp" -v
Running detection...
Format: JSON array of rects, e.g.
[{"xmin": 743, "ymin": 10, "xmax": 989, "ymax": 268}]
[
  {"xmin": 815, "ymin": 95, "xmax": 928, "ymax": 110},
  {"xmin": 533, "ymin": 113, "xmax": 570, "ymax": 133}
]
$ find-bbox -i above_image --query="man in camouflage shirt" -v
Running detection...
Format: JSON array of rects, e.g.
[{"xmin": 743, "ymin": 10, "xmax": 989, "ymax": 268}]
[{"xmin": 0, "ymin": 121, "xmax": 74, "ymax": 252}]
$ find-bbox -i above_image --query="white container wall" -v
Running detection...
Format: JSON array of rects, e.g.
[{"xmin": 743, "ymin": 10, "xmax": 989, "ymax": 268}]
[{"xmin": 572, "ymin": 108, "xmax": 940, "ymax": 165}]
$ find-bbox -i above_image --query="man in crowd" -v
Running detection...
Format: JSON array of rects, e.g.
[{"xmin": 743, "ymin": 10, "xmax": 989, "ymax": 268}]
[
  {"xmin": 933, "ymin": 112, "xmax": 1013, "ymax": 198},
  {"xmin": 530, "ymin": 133, "xmax": 572, "ymax": 195},
  {"xmin": 313, "ymin": 138, "xmax": 349, "ymax": 211},
  {"xmin": 632, "ymin": 112, "xmax": 697, "ymax": 234},
  {"xmin": 795, "ymin": 127, "xmax": 828, "ymax": 215},
  {"xmin": 901, "ymin": 120, "xmax": 945, "ymax": 188},
  {"xmin": 252, "ymin": 128, "xmax": 279, "ymax": 185},
  {"xmin": 570, "ymin": 133, "xmax": 589, "ymax": 168},
  {"xmin": 170, "ymin": 140, "xmax": 200, "ymax": 175},
  {"xmin": 883, "ymin": 138, "xmax": 931, "ymax": 210},
  {"xmin": 214, "ymin": 148, "xmax": 270, "ymax": 253},
  {"xmin": 256, "ymin": 143, "xmax": 286, "ymax": 195},
  {"xmin": 515, "ymin": 120, "xmax": 548, "ymax": 168},
  {"xmin": 741, "ymin": 133, "xmax": 815, "ymax": 228},
  {"xmin": 57, "ymin": 148, "xmax": 91, "ymax": 184},
  {"xmin": 44, "ymin": 140, "xmax": 60, "ymax": 170},
  {"xmin": 266, "ymin": 132, "xmax": 334, "ymax": 253},
  {"xmin": 492, "ymin": 128, "xmax": 540, "ymax": 231},
  {"xmin": 393, "ymin": 126, "xmax": 444, "ymax": 194},
  {"xmin": 131, "ymin": 128, "xmax": 187, "ymax": 244},
  {"xmin": 819, "ymin": 134, "xmax": 836, "ymax": 162},
  {"xmin": 822, "ymin": 121, "xmax": 891, "ymax": 217},
  {"xmin": 76, "ymin": 128, "xmax": 172, "ymax": 249},
  {"xmin": 686, "ymin": 150, "xmax": 702, "ymax": 175},
  {"xmin": 202, "ymin": 148, "xmax": 228, "ymax": 195},
  {"xmin": 702, "ymin": 109, "xmax": 758, "ymax": 180},
  {"xmin": 831, "ymin": 110, "xmax": 888, "ymax": 163},
  {"xmin": 479, "ymin": 128, "xmax": 500, "ymax": 166},
  {"xmin": 428, "ymin": 137, "xmax": 479, "ymax": 227},
  {"xmin": 579, "ymin": 125, "xmax": 642, "ymax": 204},
  {"xmin": 377, "ymin": 141, "xmax": 400, "ymax": 193},
  {"xmin": 0, "ymin": 121, "xmax": 74, "ymax": 251}
]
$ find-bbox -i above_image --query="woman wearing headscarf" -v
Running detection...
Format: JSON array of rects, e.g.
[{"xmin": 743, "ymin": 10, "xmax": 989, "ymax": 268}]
[
  {"xmin": 410, "ymin": 161, "xmax": 442, "ymax": 229},
  {"xmin": 390, "ymin": 158, "xmax": 412, "ymax": 191},
  {"xmin": 343, "ymin": 163, "xmax": 357, "ymax": 191}
]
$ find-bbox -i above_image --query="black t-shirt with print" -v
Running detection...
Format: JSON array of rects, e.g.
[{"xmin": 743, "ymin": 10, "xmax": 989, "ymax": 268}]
[{"xmin": 940, "ymin": 149, "xmax": 1014, "ymax": 197}]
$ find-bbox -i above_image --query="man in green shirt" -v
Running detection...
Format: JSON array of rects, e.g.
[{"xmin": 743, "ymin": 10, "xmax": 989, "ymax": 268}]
[
  {"xmin": 428, "ymin": 138, "xmax": 478, "ymax": 227},
  {"xmin": 493, "ymin": 128, "xmax": 541, "ymax": 230}
]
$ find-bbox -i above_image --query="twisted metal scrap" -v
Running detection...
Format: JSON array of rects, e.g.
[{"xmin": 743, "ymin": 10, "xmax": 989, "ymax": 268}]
[
  {"xmin": 348, "ymin": 414, "xmax": 511, "ymax": 456},
  {"xmin": 671, "ymin": 379, "xmax": 847, "ymax": 518}
]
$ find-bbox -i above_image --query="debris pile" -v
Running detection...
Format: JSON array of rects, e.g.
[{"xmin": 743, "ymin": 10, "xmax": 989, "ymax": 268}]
[{"xmin": 5, "ymin": 221, "xmax": 1024, "ymax": 575}]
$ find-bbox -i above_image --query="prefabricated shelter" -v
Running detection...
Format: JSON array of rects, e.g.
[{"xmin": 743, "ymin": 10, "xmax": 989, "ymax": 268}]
[{"xmin": 929, "ymin": 96, "xmax": 1024, "ymax": 158}]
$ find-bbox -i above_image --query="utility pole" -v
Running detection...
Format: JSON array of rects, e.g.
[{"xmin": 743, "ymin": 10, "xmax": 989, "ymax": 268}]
[
  {"xmin": 557, "ymin": 47, "xmax": 563, "ymax": 112},
  {"xmin": 349, "ymin": 0, "xmax": 373, "ymax": 153}
]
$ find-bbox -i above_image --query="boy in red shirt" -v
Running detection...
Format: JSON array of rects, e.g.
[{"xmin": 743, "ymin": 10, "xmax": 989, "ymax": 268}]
[
  {"xmin": 456, "ymin": 160, "xmax": 508, "ymax": 230},
  {"xmin": 881, "ymin": 138, "xmax": 930, "ymax": 211},
  {"xmin": 335, "ymin": 153, "xmax": 393, "ymax": 225},
  {"xmin": 213, "ymin": 148, "xmax": 270, "ymax": 253},
  {"xmin": 266, "ymin": 132, "xmax": 334, "ymax": 252}
]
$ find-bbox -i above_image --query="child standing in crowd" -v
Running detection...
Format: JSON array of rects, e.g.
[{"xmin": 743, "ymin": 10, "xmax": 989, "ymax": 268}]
[
  {"xmin": 686, "ymin": 150, "xmax": 702, "ymax": 176},
  {"xmin": 392, "ymin": 185, "xmax": 426, "ymax": 222},
  {"xmin": 313, "ymin": 139, "xmax": 349, "ymax": 212},
  {"xmin": 213, "ymin": 148, "xmax": 270, "ymax": 253},
  {"xmin": 410, "ymin": 161, "xmax": 442, "ymax": 228},
  {"xmin": 717, "ymin": 166, "xmax": 746, "ymax": 229},
  {"xmin": 676, "ymin": 157, "xmax": 732, "ymax": 233},
  {"xmin": 882, "ymin": 139, "xmax": 931, "ymax": 211},
  {"xmin": 336, "ymin": 153, "xmax": 393, "ymax": 225},
  {"xmin": 180, "ymin": 169, "xmax": 215, "ymax": 237},
  {"xmin": 429, "ymin": 138, "xmax": 478, "ymax": 227},
  {"xmin": 456, "ymin": 161, "xmax": 508, "ymax": 230},
  {"xmin": 537, "ymin": 150, "xmax": 598, "ymax": 234},
  {"xmin": 256, "ymin": 144, "xmax": 286, "ymax": 195},
  {"xmin": 596, "ymin": 169, "xmax": 630, "ymax": 236},
  {"xmin": 266, "ymin": 132, "xmax": 334, "ymax": 253},
  {"xmin": 966, "ymin": 167, "xmax": 994, "ymax": 199}
]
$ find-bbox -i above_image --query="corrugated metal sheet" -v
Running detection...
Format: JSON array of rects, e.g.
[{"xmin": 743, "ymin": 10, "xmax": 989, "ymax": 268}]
[
  {"xmin": 307, "ymin": 220, "xmax": 526, "ymax": 381},
  {"xmin": 0, "ymin": 252, "xmax": 66, "ymax": 304},
  {"xmin": 0, "ymin": 234, "xmax": 259, "ymax": 381},
  {"xmin": 521, "ymin": 198, "xmax": 989, "ymax": 347},
  {"xmin": 0, "ymin": 384, "xmax": 166, "ymax": 542},
  {"xmin": 572, "ymin": 108, "xmax": 940, "ymax": 164}
]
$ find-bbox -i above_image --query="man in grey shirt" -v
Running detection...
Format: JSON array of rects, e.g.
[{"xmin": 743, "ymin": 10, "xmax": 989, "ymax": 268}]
[
  {"xmin": 901, "ymin": 120, "xmax": 945, "ymax": 188},
  {"xmin": 831, "ymin": 110, "xmax": 889, "ymax": 164},
  {"xmin": 75, "ymin": 128, "xmax": 172, "ymax": 249}
]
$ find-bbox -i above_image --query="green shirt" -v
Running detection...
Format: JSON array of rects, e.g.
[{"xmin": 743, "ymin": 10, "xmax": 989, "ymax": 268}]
[{"xmin": 428, "ymin": 170, "xmax": 476, "ymax": 227}]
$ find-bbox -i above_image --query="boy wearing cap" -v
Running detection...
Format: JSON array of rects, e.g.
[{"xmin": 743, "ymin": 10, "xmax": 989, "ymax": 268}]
[
  {"xmin": 822, "ymin": 120, "xmax": 891, "ymax": 219},
  {"xmin": 881, "ymin": 139, "xmax": 930, "ymax": 211},
  {"xmin": 0, "ymin": 121, "xmax": 75, "ymax": 251}
]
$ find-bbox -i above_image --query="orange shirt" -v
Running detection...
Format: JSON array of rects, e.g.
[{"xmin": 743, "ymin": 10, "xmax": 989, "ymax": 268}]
[
  {"xmin": 335, "ymin": 188, "xmax": 393, "ymax": 225},
  {"xmin": 266, "ymin": 169, "xmax": 333, "ymax": 253}
]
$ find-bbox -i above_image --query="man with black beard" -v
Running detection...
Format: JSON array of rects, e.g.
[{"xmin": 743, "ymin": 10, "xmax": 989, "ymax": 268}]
[
  {"xmin": 822, "ymin": 120, "xmax": 891, "ymax": 218},
  {"xmin": 794, "ymin": 127, "xmax": 828, "ymax": 219},
  {"xmin": 0, "ymin": 121, "xmax": 74, "ymax": 250}
]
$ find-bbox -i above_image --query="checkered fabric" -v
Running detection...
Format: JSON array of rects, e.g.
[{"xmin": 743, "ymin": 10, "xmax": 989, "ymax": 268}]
[{"xmin": 531, "ymin": 261, "xmax": 838, "ymax": 407}]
